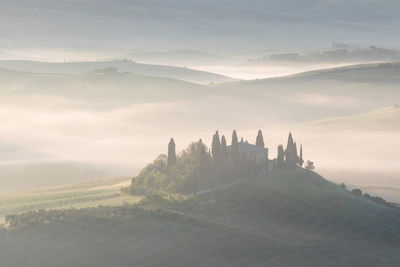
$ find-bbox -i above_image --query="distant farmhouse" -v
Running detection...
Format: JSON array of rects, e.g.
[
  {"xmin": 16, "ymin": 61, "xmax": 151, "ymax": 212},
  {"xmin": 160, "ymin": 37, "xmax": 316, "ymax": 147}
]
[
  {"xmin": 86, "ymin": 67, "xmax": 120, "ymax": 76},
  {"xmin": 227, "ymin": 139, "xmax": 268, "ymax": 165}
]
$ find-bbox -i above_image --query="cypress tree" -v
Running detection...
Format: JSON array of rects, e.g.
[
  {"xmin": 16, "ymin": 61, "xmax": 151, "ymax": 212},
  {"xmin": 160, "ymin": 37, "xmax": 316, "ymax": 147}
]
[
  {"xmin": 167, "ymin": 138, "xmax": 176, "ymax": 168},
  {"xmin": 287, "ymin": 132, "xmax": 294, "ymax": 149},
  {"xmin": 255, "ymin": 129, "xmax": 265, "ymax": 147},
  {"xmin": 231, "ymin": 130, "xmax": 239, "ymax": 165},
  {"xmin": 299, "ymin": 144, "xmax": 304, "ymax": 167},
  {"xmin": 211, "ymin": 131, "xmax": 221, "ymax": 161},
  {"xmin": 220, "ymin": 135, "xmax": 227, "ymax": 162},
  {"xmin": 277, "ymin": 145, "xmax": 285, "ymax": 169},
  {"xmin": 285, "ymin": 132, "xmax": 297, "ymax": 169}
]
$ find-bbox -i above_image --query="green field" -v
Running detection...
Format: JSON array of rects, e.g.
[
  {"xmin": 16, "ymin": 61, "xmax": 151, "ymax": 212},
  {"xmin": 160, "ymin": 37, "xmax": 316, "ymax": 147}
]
[{"xmin": 0, "ymin": 177, "xmax": 141, "ymax": 224}]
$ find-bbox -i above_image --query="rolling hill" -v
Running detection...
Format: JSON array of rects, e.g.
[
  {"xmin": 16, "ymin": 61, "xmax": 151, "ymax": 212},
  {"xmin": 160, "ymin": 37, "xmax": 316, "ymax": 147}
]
[
  {"xmin": 1, "ymin": 170, "xmax": 400, "ymax": 266},
  {"xmin": 0, "ymin": 68, "xmax": 212, "ymax": 107},
  {"xmin": 217, "ymin": 62, "xmax": 400, "ymax": 123},
  {"xmin": 0, "ymin": 60, "xmax": 236, "ymax": 84},
  {"xmin": 301, "ymin": 106, "xmax": 400, "ymax": 131}
]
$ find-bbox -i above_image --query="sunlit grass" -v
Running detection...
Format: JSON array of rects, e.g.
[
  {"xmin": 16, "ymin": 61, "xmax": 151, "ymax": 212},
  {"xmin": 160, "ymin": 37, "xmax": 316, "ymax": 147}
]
[{"xmin": 0, "ymin": 177, "xmax": 141, "ymax": 224}]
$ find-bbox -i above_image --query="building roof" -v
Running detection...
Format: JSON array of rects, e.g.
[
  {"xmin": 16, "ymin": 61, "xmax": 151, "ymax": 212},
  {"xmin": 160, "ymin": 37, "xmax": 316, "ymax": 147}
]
[{"xmin": 227, "ymin": 141, "xmax": 268, "ymax": 153}]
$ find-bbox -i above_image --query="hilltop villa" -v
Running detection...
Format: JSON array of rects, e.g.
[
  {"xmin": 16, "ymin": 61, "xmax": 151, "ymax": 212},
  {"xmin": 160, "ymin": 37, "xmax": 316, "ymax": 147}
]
[{"xmin": 227, "ymin": 139, "xmax": 269, "ymax": 165}]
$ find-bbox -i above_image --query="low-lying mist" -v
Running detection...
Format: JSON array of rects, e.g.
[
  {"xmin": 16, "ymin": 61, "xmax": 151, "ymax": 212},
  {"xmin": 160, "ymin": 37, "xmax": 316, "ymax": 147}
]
[
  {"xmin": 0, "ymin": 60, "xmax": 399, "ymax": 194},
  {"xmin": 0, "ymin": 90, "xmax": 399, "ymax": 194}
]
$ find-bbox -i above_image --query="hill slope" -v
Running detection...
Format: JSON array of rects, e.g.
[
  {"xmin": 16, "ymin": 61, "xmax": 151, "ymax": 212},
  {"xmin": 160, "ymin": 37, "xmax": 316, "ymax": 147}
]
[
  {"xmin": 2, "ymin": 170, "xmax": 400, "ymax": 266},
  {"xmin": 0, "ymin": 60, "xmax": 235, "ymax": 84},
  {"xmin": 302, "ymin": 106, "xmax": 400, "ymax": 131},
  {"xmin": 218, "ymin": 62, "xmax": 400, "ymax": 123},
  {"xmin": 0, "ymin": 177, "xmax": 134, "ymax": 224},
  {"xmin": 0, "ymin": 68, "xmax": 211, "ymax": 107}
]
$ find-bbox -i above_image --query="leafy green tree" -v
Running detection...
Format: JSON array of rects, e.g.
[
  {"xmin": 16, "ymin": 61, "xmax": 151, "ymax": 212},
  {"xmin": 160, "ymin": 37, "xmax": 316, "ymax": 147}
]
[
  {"xmin": 170, "ymin": 140, "xmax": 211, "ymax": 193},
  {"xmin": 198, "ymin": 139, "xmax": 208, "ymax": 176},
  {"xmin": 256, "ymin": 129, "xmax": 265, "ymax": 147},
  {"xmin": 167, "ymin": 138, "xmax": 176, "ymax": 168},
  {"xmin": 192, "ymin": 139, "xmax": 207, "ymax": 194}
]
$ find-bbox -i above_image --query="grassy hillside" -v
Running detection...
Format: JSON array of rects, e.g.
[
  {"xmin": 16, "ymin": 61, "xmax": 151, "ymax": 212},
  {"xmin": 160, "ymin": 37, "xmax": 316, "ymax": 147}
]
[
  {"xmin": 0, "ymin": 60, "xmax": 236, "ymax": 84},
  {"xmin": 287, "ymin": 62, "xmax": 400, "ymax": 82},
  {"xmin": 161, "ymin": 170, "xmax": 400, "ymax": 240},
  {"xmin": 1, "ymin": 170, "xmax": 400, "ymax": 266},
  {"xmin": 0, "ymin": 177, "xmax": 136, "ymax": 224}
]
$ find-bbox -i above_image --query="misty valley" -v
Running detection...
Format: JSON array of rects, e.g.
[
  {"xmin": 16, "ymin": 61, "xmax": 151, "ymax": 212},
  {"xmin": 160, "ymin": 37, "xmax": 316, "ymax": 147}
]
[{"xmin": 1, "ymin": 1, "xmax": 400, "ymax": 266}]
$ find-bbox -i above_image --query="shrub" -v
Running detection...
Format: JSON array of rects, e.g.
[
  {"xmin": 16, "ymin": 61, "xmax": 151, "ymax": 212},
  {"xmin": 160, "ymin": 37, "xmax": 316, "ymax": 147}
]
[{"xmin": 352, "ymin": 188, "xmax": 363, "ymax": 196}]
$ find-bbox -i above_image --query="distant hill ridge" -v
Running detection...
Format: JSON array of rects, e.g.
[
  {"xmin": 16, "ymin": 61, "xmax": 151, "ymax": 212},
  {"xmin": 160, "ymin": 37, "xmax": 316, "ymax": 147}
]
[{"xmin": 0, "ymin": 60, "xmax": 236, "ymax": 84}]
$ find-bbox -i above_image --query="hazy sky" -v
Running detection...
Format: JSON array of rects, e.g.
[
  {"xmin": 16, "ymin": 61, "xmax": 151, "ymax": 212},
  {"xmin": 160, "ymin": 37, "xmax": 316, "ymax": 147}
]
[{"xmin": 1, "ymin": 0, "xmax": 400, "ymax": 51}]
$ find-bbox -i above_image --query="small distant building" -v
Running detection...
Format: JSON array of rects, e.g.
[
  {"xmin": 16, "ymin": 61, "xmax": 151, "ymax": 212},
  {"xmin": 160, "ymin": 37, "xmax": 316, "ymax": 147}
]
[
  {"xmin": 84, "ymin": 67, "xmax": 120, "ymax": 76},
  {"xmin": 227, "ymin": 140, "xmax": 268, "ymax": 165}
]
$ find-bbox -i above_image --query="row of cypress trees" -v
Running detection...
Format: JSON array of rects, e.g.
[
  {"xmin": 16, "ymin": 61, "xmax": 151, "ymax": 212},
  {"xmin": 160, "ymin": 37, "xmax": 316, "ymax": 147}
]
[
  {"xmin": 168, "ymin": 130, "xmax": 303, "ymax": 171},
  {"xmin": 168, "ymin": 129, "xmax": 266, "ymax": 169},
  {"xmin": 276, "ymin": 132, "xmax": 304, "ymax": 169}
]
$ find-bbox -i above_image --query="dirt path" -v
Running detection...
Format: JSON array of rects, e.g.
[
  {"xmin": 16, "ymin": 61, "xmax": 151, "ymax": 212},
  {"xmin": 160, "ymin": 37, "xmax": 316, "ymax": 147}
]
[{"xmin": 193, "ymin": 179, "xmax": 248, "ymax": 196}]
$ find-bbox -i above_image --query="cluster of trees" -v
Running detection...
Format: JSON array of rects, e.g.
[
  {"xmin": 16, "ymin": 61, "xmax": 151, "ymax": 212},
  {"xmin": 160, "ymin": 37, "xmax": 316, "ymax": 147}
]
[
  {"xmin": 129, "ymin": 130, "xmax": 309, "ymax": 195},
  {"xmin": 349, "ymin": 186, "xmax": 398, "ymax": 209},
  {"xmin": 276, "ymin": 132, "xmax": 304, "ymax": 170},
  {"xmin": 130, "ymin": 130, "xmax": 267, "ymax": 195},
  {"xmin": 130, "ymin": 138, "xmax": 212, "ymax": 194}
]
